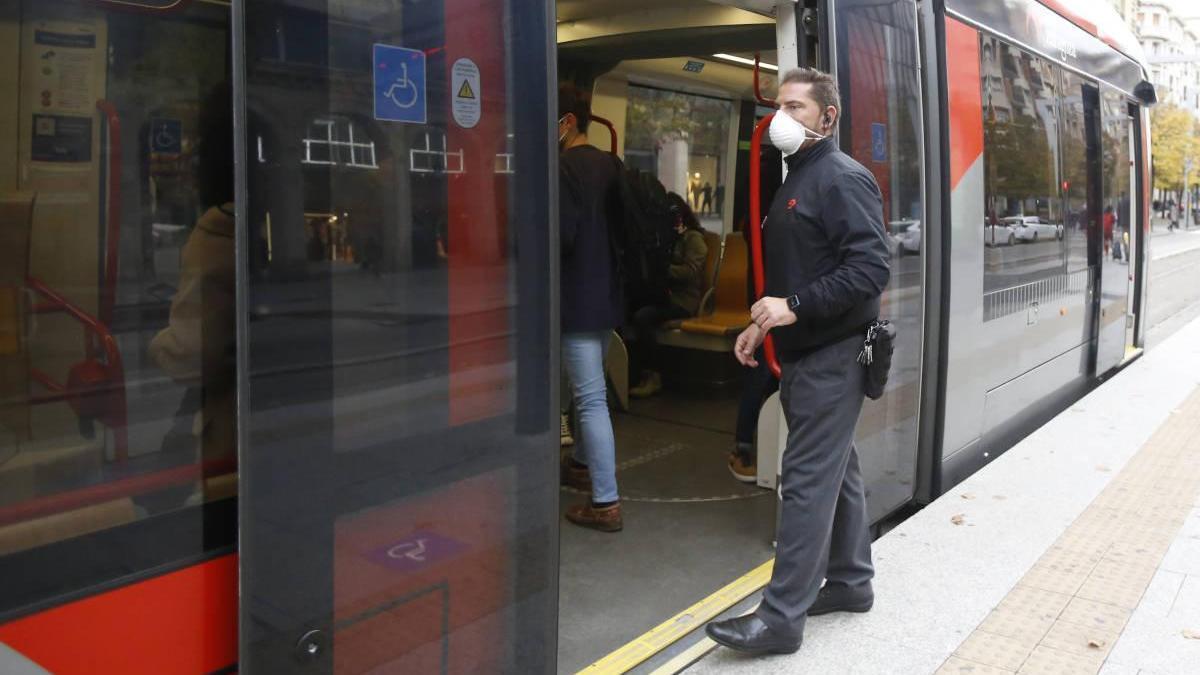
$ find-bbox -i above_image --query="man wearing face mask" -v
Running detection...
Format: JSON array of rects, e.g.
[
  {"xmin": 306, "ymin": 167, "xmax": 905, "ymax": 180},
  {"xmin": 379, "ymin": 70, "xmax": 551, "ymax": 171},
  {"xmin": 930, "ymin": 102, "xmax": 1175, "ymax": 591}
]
[
  {"xmin": 556, "ymin": 82, "xmax": 626, "ymax": 532},
  {"xmin": 706, "ymin": 68, "xmax": 890, "ymax": 655}
]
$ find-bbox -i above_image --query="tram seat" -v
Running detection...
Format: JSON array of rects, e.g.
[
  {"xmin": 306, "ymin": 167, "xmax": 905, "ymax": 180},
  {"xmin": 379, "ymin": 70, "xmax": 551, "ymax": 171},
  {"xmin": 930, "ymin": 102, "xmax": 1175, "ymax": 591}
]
[
  {"xmin": 657, "ymin": 235, "xmax": 751, "ymax": 352},
  {"xmin": 0, "ymin": 497, "xmax": 136, "ymax": 557}
]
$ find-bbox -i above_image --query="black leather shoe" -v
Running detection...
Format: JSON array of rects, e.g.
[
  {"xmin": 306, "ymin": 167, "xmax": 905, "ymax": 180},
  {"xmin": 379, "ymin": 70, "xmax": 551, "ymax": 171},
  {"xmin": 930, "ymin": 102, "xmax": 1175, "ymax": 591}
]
[
  {"xmin": 704, "ymin": 614, "xmax": 801, "ymax": 655},
  {"xmin": 807, "ymin": 582, "xmax": 874, "ymax": 616}
]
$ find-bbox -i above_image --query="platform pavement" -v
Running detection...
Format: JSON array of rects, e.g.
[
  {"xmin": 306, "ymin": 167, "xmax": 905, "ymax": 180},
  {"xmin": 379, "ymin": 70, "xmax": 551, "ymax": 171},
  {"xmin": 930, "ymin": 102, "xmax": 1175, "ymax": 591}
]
[{"xmin": 687, "ymin": 314, "xmax": 1200, "ymax": 674}]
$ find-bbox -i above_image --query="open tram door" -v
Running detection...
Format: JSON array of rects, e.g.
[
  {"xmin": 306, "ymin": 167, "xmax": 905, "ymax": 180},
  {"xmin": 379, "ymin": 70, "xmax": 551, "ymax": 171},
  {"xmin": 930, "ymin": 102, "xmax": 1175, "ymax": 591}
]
[{"xmin": 552, "ymin": 0, "xmax": 928, "ymax": 670}]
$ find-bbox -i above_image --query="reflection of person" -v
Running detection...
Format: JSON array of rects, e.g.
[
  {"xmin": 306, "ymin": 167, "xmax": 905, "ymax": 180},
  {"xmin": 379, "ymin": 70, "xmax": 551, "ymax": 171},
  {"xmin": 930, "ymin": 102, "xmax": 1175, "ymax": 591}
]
[
  {"xmin": 1103, "ymin": 205, "xmax": 1115, "ymax": 257},
  {"xmin": 690, "ymin": 179, "xmax": 702, "ymax": 210},
  {"xmin": 707, "ymin": 68, "xmax": 890, "ymax": 656},
  {"xmin": 558, "ymin": 83, "xmax": 626, "ymax": 532},
  {"xmin": 148, "ymin": 83, "xmax": 238, "ymax": 504},
  {"xmin": 714, "ymin": 183, "xmax": 725, "ymax": 216},
  {"xmin": 701, "ymin": 181, "xmax": 713, "ymax": 214},
  {"xmin": 627, "ymin": 193, "xmax": 707, "ymax": 398}
]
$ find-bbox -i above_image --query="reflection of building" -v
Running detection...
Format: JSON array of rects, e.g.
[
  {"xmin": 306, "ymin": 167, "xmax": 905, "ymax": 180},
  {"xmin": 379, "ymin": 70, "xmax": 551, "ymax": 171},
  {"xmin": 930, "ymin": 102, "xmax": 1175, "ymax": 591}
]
[{"xmin": 1136, "ymin": 2, "xmax": 1200, "ymax": 119}]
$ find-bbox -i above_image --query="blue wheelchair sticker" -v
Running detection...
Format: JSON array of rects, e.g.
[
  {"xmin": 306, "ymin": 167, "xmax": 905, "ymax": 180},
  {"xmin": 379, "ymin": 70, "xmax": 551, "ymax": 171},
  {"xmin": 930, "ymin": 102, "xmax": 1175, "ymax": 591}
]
[
  {"xmin": 150, "ymin": 118, "xmax": 182, "ymax": 154},
  {"xmin": 871, "ymin": 123, "xmax": 887, "ymax": 162},
  {"xmin": 374, "ymin": 44, "xmax": 427, "ymax": 124}
]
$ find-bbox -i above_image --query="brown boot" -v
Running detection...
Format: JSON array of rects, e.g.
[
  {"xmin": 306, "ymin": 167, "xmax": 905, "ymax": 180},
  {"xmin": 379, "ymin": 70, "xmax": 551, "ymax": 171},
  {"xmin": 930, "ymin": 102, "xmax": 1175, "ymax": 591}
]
[
  {"xmin": 560, "ymin": 456, "xmax": 592, "ymax": 492},
  {"xmin": 728, "ymin": 452, "xmax": 757, "ymax": 484},
  {"xmin": 565, "ymin": 501, "xmax": 623, "ymax": 532}
]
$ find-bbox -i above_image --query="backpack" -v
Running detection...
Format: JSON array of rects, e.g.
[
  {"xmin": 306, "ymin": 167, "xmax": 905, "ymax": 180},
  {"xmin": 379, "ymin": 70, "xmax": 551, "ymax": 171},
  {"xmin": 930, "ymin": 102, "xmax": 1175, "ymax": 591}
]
[{"xmin": 610, "ymin": 159, "xmax": 678, "ymax": 309}]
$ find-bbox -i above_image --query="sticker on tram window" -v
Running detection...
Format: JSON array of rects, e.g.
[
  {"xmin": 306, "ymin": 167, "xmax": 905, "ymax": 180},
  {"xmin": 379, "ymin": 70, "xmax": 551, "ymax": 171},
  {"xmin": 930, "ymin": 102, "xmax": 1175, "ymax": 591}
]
[
  {"xmin": 871, "ymin": 122, "xmax": 887, "ymax": 163},
  {"xmin": 367, "ymin": 531, "xmax": 468, "ymax": 572},
  {"xmin": 451, "ymin": 58, "xmax": 481, "ymax": 129},
  {"xmin": 373, "ymin": 44, "xmax": 427, "ymax": 124},
  {"xmin": 150, "ymin": 118, "xmax": 183, "ymax": 155},
  {"xmin": 31, "ymin": 114, "xmax": 92, "ymax": 162}
]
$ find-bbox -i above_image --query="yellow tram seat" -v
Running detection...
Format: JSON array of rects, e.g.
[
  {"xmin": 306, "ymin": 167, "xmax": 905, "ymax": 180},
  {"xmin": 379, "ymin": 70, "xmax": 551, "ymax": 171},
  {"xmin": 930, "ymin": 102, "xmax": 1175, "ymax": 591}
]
[
  {"xmin": 657, "ymin": 234, "xmax": 751, "ymax": 351},
  {"xmin": 679, "ymin": 234, "xmax": 751, "ymax": 335}
]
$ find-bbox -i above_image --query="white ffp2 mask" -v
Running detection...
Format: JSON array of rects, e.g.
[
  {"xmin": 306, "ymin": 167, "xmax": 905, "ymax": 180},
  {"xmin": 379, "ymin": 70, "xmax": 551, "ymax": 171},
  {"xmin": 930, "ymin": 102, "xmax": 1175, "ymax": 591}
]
[{"xmin": 768, "ymin": 112, "xmax": 825, "ymax": 156}]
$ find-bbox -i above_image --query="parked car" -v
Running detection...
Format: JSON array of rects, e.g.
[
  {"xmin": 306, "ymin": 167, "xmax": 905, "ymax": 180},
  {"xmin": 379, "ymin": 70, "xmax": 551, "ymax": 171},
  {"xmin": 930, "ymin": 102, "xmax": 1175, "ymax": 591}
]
[
  {"xmin": 984, "ymin": 220, "xmax": 1017, "ymax": 247},
  {"xmin": 1005, "ymin": 216, "xmax": 1062, "ymax": 242},
  {"xmin": 888, "ymin": 218, "xmax": 921, "ymax": 256}
]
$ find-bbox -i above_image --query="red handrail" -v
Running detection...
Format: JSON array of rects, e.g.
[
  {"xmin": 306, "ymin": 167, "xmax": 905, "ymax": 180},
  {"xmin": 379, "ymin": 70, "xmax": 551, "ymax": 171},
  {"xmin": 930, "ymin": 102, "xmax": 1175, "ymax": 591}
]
[
  {"xmin": 590, "ymin": 114, "xmax": 619, "ymax": 155},
  {"xmin": 96, "ymin": 100, "xmax": 122, "ymax": 328},
  {"xmin": 25, "ymin": 276, "xmax": 129, "ymax": 462},
  {"xmin": 754, "ymin": 53, "xmax": 778, "ymax": 108},
  {"xmin": 749, "ymin": 113, "xmax": 782, "ymax": 380}
]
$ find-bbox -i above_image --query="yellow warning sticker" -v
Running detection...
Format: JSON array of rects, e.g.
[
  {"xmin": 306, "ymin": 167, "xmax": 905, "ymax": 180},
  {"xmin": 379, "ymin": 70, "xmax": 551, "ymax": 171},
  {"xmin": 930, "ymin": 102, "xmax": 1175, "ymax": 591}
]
[{"xmin": 451, "ymin": 58, "xmax": 481, "ymax": 128}]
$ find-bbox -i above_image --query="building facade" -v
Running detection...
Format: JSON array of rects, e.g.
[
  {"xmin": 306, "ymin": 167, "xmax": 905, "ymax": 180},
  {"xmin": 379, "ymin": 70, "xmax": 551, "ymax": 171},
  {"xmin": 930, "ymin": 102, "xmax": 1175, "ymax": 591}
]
[{"xmin": 1136, "ymin": 2, "xmax": 1200, "ymax": 117}]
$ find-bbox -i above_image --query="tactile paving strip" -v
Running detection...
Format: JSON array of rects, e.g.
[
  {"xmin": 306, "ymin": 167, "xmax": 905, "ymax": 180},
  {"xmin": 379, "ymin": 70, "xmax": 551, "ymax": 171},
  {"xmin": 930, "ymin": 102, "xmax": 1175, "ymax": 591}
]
[{"xmin": 936, "ymin": 386, "xmax": 1200, "ymax": 674}]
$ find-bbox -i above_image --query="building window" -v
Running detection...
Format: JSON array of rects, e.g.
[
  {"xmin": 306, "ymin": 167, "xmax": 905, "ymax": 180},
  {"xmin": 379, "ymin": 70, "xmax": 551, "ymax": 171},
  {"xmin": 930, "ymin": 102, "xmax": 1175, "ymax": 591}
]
[{"xmin": 302, "ymin": 118, "xmax": 379, "ymax": 169}]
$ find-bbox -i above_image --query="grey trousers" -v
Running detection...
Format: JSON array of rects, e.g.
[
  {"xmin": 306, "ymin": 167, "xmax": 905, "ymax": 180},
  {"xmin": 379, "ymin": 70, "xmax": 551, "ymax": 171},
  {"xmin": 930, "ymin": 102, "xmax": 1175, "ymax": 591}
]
[{"xmin": 756, "ymin": 333, "xmax": 875, "ymax": 639}]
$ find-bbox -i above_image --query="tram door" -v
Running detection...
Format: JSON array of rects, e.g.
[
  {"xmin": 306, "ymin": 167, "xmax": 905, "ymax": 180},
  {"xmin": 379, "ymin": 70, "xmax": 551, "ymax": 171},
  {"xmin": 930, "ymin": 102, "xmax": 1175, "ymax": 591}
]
[{"xmin": 237, "ymin": 1, "xmax": 559, "ymax": 673}]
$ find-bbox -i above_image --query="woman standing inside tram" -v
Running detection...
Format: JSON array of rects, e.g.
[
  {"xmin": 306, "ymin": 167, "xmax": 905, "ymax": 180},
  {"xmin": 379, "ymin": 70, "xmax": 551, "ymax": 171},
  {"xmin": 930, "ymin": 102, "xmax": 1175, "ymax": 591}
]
[{"xmin": 557, "ymin": 83, "xmax": 626, "ymax": 532}]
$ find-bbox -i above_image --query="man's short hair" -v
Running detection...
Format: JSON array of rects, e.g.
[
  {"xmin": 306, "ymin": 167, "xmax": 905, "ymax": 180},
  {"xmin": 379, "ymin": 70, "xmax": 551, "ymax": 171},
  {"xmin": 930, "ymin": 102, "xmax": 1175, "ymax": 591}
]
[
  {"xmin": 558, "ymin": 82, "xmax": 592, "ymax": 134},
  {"xmin": 779, "ymin": 68, "xmax": 842, "ymax": 119}
]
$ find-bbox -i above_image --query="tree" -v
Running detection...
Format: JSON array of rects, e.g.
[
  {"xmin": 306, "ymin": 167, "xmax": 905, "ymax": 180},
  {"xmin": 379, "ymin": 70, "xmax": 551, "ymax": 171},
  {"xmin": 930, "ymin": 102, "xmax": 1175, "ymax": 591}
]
[{"xmin": 1151, "ymin": 104, "xmax": 1200, "ymax": 206}]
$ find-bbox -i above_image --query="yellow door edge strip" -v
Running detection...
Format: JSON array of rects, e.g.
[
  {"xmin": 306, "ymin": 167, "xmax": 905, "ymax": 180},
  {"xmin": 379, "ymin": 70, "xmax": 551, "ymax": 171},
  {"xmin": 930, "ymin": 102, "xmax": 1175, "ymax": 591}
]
[{"xmin": 578, "ymin": 558, "xmax": 775, "ymax": 675}]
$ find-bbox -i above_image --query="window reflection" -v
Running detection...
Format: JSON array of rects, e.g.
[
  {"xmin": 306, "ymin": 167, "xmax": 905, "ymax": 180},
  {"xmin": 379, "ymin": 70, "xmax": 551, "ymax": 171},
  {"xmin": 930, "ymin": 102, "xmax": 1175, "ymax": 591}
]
[{"xmin": 981, "ymin": 37, "xmax": 1081, "ymax": 315}]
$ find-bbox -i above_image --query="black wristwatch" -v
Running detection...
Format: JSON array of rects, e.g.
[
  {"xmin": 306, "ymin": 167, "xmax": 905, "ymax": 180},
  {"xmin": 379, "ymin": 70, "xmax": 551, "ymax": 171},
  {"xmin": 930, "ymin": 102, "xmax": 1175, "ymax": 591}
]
[{"xmin": 786, "ymin": 294, "xmax": 802, "ymax": 313}]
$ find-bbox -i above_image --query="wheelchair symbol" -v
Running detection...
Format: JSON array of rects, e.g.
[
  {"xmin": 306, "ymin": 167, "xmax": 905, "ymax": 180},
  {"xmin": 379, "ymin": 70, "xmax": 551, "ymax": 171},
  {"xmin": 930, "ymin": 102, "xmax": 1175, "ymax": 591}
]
[
  {"xmin": 387, "ymin": 538, "xmax": 428, "ymax": 562},
  {"xmin": 384, "ymin": 63, "xmax": 419, "ymax": 109},
  {"xmin": 155, "ymin": 127, "xmax": 177, "ymax": 149}
]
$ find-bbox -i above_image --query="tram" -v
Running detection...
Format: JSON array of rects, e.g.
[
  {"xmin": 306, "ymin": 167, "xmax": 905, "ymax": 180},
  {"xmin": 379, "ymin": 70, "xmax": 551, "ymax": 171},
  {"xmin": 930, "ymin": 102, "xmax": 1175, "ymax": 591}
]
[{"xmin": 0, "ymin": 0, "xmax": 1154, "ymax": 673}]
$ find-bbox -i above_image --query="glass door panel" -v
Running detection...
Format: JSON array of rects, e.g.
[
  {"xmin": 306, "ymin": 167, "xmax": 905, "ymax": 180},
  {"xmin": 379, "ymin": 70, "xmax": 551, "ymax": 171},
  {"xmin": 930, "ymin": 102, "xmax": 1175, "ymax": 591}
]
[{"xmin": 237, "ymin": 1, "xmax": 558, "ymax": 672}]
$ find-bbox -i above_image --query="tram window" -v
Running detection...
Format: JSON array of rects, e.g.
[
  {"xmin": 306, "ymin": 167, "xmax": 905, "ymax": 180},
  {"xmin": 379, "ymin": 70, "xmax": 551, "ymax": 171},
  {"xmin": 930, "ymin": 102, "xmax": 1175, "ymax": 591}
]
[
  {"xmin": 1060, "ymin": 70, "xmax": 1094, "ymax": 275},
  {"xmin": 1101, "ymin": 86, "xmax": 1132, "ymax": 252},
  {"xmin": 0, "ymin": 0, "xmax": 235, "ymax": 609},
  {"xmin": 980, "ymin": 37, "xmax": 1069, "ymax": 302},
  {"xmin": 624, "ymin": 84, "xmax": 733, "ymax": 232}
]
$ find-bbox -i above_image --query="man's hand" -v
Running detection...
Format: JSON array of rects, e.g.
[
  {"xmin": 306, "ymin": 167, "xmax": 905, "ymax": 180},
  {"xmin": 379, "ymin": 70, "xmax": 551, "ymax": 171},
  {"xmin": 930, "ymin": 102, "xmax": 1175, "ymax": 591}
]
[
  {"xmin": 734, "ymin": 323, "xmax": 766, "ymax": 367},
  {"xmin": 750, "ymin": 296, "xmax": 798, "ymax": 332}
]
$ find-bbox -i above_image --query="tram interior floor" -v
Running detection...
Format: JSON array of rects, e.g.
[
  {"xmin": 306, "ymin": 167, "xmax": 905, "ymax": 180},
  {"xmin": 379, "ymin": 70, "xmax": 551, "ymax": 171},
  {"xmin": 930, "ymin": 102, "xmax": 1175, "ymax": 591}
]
[{"xmin": 557, "ymin": 388, "xmax": 776, "ymax": 673}]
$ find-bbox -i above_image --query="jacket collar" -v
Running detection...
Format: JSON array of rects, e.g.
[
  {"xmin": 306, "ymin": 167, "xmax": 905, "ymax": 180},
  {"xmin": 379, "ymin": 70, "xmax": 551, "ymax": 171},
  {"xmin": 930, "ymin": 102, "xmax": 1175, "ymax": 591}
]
[{"xmin": 785, "ymin": 135, "xmax": 837, "ymax": 172}]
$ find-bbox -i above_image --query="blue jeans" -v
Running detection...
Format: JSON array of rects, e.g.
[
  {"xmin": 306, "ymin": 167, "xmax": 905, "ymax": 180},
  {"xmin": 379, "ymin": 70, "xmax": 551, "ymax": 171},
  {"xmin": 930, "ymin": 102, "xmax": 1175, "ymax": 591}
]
[{"xmin": 562, "ymin": 330, "xmax": 619, "ymax": 503}]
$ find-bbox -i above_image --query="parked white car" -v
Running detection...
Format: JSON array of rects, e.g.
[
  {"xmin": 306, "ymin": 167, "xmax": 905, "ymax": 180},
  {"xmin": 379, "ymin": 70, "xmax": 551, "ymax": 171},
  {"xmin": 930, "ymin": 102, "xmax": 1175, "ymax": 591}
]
[
  {"xmin": 984, "ymin": 220, "xmax": 1017, "ymax": 247},
  {"xmin": 889, "ymin": 219, "xmax": 921, "ymax": 256},
  {"xmin": 1005, "ymin": 216, "xmax": 1062, "ymax": 242}
]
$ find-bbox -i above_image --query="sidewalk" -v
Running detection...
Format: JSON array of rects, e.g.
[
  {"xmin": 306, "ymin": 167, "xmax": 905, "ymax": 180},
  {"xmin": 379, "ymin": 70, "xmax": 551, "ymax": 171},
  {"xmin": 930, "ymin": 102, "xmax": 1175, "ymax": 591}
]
[
  {"xmin": 687, "ymin": 314, "xmax": 1200, "ymax": 674},
  {"xmin": 1149, "ymin": 217, "xmax": 1200, "ymax": 261}
]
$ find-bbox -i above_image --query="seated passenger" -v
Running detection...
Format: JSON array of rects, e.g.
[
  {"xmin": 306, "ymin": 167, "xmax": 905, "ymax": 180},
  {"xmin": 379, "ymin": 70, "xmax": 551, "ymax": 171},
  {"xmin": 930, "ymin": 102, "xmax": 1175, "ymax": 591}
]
[{"xmin": 628, "ymin": 194, "xmax": 708, "ymax": 398}]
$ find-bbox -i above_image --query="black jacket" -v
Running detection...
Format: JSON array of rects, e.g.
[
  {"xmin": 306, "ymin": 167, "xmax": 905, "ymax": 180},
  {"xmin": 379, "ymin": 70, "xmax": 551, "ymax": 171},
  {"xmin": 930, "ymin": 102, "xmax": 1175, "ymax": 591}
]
[
  {"xmin": 763, "ymin": 137, "xmax": 890, "ymax": 360},
  {"xmin": 559, "ymin": 145, "xmax": 625, "ymax": 333}
]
